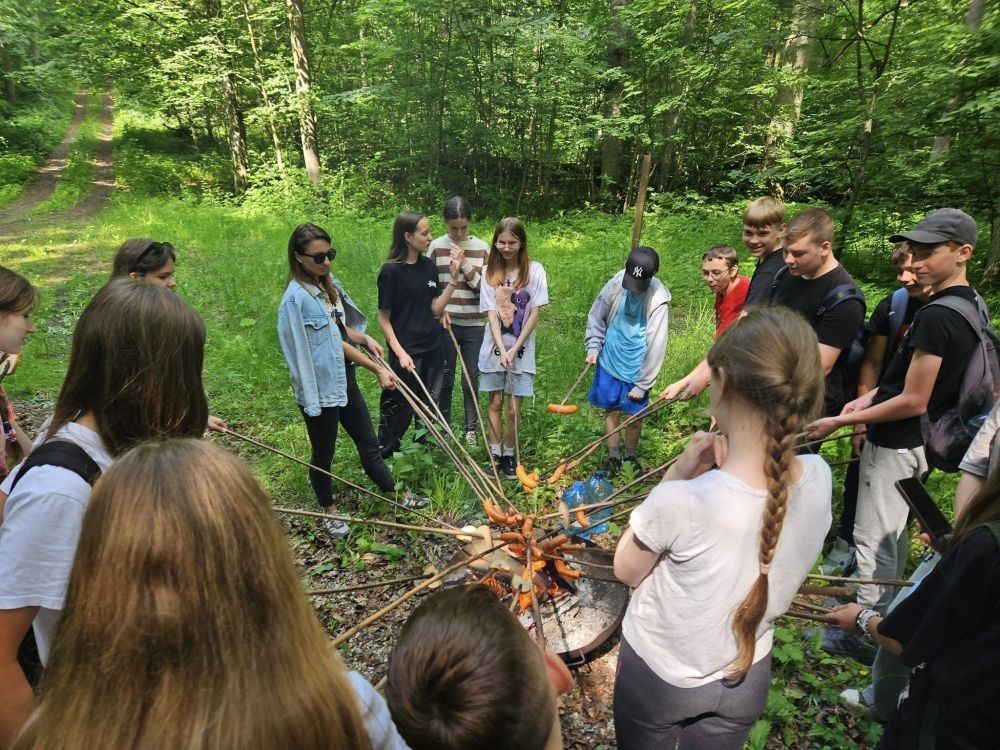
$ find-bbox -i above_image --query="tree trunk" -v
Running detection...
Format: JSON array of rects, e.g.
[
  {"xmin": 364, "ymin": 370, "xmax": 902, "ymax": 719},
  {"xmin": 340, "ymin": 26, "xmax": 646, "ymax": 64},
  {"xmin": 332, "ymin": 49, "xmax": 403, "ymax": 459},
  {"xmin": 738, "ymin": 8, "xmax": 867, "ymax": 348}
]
[
  {"xmin": 929, "ymin": 0, "xmax": 985, "ymax": 162},
  {"xmin": 982, "ymin": 203, "xmax": 1000, "ymax": 283},
  {"xmin": 222, "ymin": 72, "xmax": 250, "ymax": 193},
  {"xmin": 657, "ymin": 0, "xmax": 697, "ymax": 190},
  {"xmin": 287, "ymin": 0, "xmax": 321, "ymax": 183},
  {"xmin": 241, "ymin": 0, "xmax": 286, "ymax": 178},
  {"xmin": 762, "ymin": 0, "xmax": 820, "ymax": 169},
  {"xmin": 600, "ymin": 0, "xmax": 629, "ymax": 201}
]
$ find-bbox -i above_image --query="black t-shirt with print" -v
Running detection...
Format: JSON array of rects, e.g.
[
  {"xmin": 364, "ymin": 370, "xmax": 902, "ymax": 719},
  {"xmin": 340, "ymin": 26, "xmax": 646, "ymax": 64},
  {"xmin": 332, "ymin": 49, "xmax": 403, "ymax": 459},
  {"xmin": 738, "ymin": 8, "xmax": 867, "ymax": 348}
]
[
  {"xmin": 744, "ymin": 249, "xmax": 785, "ymax": 308},
  {"xmin": 867, "ymin": 286, "xmax": 981, "ymax": 449},
  {"xmin": 376, "ymin": 257, "xmax": 442, "ymax": 356},
  {"xmin": 772, "ymin": 264, "xmax": 867, "ymax": 417},
  {"xmin": 878, "ymin": 525, "xmax": 1000, "ymax": 750},
  {"xmin": 865, "ymin": 293, "xmax": 926, "ymax": 379}
]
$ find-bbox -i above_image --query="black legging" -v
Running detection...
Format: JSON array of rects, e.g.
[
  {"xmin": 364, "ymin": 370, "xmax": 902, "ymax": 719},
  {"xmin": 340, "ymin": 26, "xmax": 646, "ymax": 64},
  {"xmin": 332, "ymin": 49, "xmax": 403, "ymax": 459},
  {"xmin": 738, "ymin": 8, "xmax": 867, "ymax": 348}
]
[
  {"xmin": 378, "ymin": 346, "xmax": 442, "ymax": 457},
  {"xmin": 300, "ymin": 364, "xmax": 395, "ymax": 508}
]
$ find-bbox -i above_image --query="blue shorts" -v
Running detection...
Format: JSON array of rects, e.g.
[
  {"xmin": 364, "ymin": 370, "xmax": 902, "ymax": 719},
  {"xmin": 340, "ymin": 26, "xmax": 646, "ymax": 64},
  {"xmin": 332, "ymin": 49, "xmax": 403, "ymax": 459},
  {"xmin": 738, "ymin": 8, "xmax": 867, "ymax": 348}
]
[{"xmin": 587, "ymin": 364, "xmax": 648, "ymax": 415}]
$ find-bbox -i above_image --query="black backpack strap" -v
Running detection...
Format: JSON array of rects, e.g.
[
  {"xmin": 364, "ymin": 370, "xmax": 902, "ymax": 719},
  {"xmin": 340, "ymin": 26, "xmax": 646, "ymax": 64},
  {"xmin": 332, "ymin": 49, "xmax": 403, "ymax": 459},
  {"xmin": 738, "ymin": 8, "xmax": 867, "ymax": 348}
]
[
  {"xmin": 815, "ymin": 283, "xmax": 865, "ymax": 320},
  {"xmin": 770, "ymin": 264, "xmax": 790, "ymax": 295},
  {"xmin": 7, "ymin": 440, "xmax": 102, "ymax": 493}
]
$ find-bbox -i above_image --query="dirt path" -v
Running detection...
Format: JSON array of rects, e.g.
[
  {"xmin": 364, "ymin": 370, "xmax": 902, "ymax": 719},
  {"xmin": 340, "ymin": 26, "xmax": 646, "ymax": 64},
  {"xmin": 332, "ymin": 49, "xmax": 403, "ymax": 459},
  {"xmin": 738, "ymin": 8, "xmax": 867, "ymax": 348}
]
[{"xmin": 0, "ymin": 88, "xmax": 115, "ymax": 240}]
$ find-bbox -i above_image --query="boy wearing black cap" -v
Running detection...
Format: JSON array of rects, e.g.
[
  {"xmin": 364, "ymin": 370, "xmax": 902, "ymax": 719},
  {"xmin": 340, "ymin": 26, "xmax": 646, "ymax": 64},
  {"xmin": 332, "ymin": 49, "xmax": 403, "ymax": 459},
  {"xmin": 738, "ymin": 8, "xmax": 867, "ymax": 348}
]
[
  {"xmin": 584, "ymin": 247, "xmax": 671, "ymax": 472},
  {"xmin": 808, "ymin": 208, "xmax": 985, "ymax": 654}
]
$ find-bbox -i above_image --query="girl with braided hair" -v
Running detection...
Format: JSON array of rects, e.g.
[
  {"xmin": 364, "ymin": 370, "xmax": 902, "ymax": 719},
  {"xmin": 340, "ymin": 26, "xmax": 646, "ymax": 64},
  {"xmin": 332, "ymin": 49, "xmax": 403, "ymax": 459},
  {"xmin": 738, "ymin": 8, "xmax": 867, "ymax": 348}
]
[{"xmin": 613, "ymin": 307, "xmax": 832, "ymax": 749}]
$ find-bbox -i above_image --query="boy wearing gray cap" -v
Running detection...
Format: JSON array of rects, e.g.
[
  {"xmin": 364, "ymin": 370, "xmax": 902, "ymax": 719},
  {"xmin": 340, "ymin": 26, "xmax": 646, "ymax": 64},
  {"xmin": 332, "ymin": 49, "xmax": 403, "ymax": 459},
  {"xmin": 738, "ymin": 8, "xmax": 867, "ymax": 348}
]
[
  {"xmin": 584, "ymin": 247, "xmax": 671, "ymax": 473},
  {"xmin": 807, "ymin": 208, "xmax": 988, "ymax": 659}
]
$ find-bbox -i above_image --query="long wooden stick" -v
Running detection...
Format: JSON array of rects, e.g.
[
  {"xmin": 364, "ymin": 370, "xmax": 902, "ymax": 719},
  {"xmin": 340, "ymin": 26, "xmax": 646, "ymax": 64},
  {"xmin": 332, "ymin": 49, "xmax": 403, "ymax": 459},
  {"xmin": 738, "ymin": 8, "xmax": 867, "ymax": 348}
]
[
  {"xmin": 221, "ymin": 427, "xmax": 459, "ymax": 531},
  {"xmin": 781, "ymin": 609, "xmax": 829, "ymax": 624},
  {"xmin": 806, "ymin": 572, "xmax": 914, "ymax": 587},
  {"xmin": 307, "ymin": 573, "xmax": 432, "ymax": 595},
  {"xmin": 557, "ymin": 363, "xmax": 592, "ymax": 407},
  {"xmin": 792, "ymin": 598, "xmax": 832, "ymax": 614},
  {"xmin": 537, "ymin": 396, "xmax": 675, "ymax": 479},
  {"xmin": 331, "ymin": 537, "xmax": 516, "ymax": 647},
  {"xmin": 526, "ymin": 539, "xmax": 546, "ymax": 651},
  {"xmin": 798, "ymin": 585, "xmax": 855, "ymax": 599},
  {"xmin": 446, "ymin": 325, "xmax": 506, "ymax": 497},
  {"xmin": 275, "ymin": 506, "xmax": 487, "ymax": 540}
]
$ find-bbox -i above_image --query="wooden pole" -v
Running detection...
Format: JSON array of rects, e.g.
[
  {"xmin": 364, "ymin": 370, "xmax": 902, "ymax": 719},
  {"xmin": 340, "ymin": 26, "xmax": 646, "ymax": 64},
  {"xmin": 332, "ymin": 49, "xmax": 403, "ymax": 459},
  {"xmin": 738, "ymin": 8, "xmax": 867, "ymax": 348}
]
[{"xmin": 630, "ymin": 153, "xmax": 652, "ymax": 248}]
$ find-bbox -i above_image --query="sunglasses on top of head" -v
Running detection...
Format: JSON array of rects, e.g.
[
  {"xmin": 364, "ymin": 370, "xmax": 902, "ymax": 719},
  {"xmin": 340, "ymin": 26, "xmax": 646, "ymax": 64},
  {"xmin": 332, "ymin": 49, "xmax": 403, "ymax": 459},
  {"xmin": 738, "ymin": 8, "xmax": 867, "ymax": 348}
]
[{"xmin": 297, "ymin": 248, "xmax": 337, "ymax": 263}]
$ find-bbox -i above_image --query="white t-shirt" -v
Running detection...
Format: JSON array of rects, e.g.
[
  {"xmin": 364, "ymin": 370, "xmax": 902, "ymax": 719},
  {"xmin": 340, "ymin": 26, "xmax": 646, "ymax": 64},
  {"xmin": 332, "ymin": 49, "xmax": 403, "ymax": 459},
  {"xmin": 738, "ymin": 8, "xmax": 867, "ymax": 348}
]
[
  {"xmin": 478, "ymin": 260, "xmax": 548, "ymax": 375},
  {"xmin": 348, "ymin": 671, "xmax": 411, "ymax": 750},
  {"xmin": 621, "ymin": 455, "xmax": 831, "ymax": 688},
  {"xmin": 0, "ymin": 422, "xmax": 114, "ymax": 663}
]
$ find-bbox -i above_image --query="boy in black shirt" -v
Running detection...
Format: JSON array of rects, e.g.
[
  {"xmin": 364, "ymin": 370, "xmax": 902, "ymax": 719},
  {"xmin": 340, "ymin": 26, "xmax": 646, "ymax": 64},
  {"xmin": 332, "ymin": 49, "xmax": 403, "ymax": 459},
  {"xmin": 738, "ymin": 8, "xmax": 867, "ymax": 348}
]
[
  {"xmin": 809, "ymin": 209, "xmax": 981, "ymax": 616},
  {"xmin": 771, "ymin": 208, "xmax": 867, "ymax": 418}
]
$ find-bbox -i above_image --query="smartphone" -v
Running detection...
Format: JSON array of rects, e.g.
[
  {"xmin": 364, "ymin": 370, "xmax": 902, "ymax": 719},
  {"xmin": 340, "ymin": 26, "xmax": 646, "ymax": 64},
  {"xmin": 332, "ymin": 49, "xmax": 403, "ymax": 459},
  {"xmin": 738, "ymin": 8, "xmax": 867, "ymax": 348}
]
[{"xmin": 894, "ymin": 478, "xmax": 953, "ymax": 552}]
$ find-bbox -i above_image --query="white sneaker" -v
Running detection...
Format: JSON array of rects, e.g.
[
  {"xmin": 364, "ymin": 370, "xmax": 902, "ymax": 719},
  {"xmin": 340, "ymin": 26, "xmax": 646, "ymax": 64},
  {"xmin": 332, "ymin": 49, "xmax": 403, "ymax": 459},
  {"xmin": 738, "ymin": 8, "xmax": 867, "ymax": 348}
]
[
  {"xmin": 820, "ymin": 537, "xmax": 857, "ymax": 576},
  {"xmin": 839, "ymin": 687, "xmax": 874, "ymax": 717},
  {"xmin": 465, "ymin": 430, "xmax": 478, "ymax": 448}
]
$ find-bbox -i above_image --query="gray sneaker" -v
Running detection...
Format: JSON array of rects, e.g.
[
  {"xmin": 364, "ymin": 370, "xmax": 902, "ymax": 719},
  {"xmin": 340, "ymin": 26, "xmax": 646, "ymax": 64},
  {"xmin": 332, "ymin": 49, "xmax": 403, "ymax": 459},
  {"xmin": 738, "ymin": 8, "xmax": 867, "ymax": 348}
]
[
  {"xmin": 820, "ymin": 537, "xmax": 857, "ymax": 576},
  {"xmin": 321, "ymin": 517, "xmax": 350, "ymax": 540},
  {"xmin": 839, "ymin": 686, "xmax": 875, "ymax": 717},
  {"xmin": 465, "ymin": 430, "xmax": 478, "ymax": 448},
  {"xmin": 402, "ymin": 490, "xmax": 430, "ymax": 510}
]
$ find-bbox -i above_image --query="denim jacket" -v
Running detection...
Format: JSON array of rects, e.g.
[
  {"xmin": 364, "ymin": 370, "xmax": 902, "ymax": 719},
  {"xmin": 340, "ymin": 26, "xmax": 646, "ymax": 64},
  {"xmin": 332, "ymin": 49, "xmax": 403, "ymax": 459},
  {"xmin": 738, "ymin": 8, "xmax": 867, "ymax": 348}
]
[{"xmin": 277, "ymin": 278, "xmax": 368, "ymax": 416}]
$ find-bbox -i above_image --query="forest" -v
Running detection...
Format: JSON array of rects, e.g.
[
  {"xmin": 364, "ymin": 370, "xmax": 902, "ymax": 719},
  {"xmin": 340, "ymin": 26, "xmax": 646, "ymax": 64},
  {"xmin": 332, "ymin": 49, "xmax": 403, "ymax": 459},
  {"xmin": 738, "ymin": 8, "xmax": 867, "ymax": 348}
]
[{"xmin": 0, "ymin": 0, "xmax": 998, "ymax": 748}]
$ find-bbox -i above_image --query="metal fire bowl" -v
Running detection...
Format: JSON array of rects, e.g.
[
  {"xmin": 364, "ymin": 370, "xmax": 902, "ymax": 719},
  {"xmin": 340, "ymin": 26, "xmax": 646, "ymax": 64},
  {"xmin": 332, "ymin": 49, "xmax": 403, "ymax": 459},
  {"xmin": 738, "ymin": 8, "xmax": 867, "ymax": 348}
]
[{"xmin": 442, "ymin": 538, "xmax": 630, "ymax": 666}]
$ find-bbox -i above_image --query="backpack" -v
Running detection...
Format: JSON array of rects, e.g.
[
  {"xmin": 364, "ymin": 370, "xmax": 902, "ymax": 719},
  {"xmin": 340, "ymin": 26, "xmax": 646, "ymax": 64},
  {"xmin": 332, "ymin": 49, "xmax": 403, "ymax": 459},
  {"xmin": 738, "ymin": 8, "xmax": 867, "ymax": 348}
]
[
  {"xmin": 916, "ymin": 293, "xmax": 1000, "ymax": 473},
  {"xmin": 772, "ymin": 265, "xmax": 867, "ymax": 414},
  {"xmin": 6, "ymin": 440, "xmax": 102, "ymax": 689}
]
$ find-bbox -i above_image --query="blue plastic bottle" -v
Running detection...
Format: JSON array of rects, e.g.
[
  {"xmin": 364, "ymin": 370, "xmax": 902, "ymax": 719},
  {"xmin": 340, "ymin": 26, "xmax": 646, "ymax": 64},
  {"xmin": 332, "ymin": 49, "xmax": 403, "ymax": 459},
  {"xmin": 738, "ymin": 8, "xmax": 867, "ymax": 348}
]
[
  {"xmin": 562, "ymin": 481, "xmax": 590, "ymax": 538},
  {"xmin": 585, "ymin": 469, "xmax": 613, "ymax": 535}
]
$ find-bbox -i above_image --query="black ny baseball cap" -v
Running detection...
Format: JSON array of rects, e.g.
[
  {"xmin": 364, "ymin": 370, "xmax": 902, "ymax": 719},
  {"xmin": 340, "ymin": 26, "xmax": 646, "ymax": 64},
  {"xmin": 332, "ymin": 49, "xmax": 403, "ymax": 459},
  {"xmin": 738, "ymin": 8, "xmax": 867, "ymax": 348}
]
[
  {"xmin": 889, "ymin": 208, "xmax": 977, "ymax": 247},
  {"xmin": 623, "ymin": 246, "xmax": 659, "ymax": 293}
]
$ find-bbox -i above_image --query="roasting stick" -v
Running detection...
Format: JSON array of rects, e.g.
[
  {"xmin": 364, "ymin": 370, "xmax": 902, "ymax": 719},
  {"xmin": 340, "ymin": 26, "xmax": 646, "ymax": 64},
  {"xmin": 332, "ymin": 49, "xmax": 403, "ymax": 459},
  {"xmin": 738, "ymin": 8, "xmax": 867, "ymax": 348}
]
[
  {"xmin": 275, "ymin": 506, "xmax": 488, "ymax": 539},
  {"xmin": 447, "ymin": 325, "xmax": 507, "ymax": 497},
  {"xmin": 792, "ymin": 598, "xmax": 832, "ymax": 614},
  {"xmin": 308, "ymin": 573, "xmax": 433, "ymax": 596},
  {"xmin": 795, "ymin": 428, "xmax": 865, "ymax": 452},
  {"xmin": 331, "ymin": 537, "xmax": 518, "ymax": 648},
  {"xmin": 525, "ymin": 541, "xmax": 546, "ymax": 651},
  {"xmin": 537, "ymin": 396, "xmax": 676, "ymax": 479},
  {"xmin": 364, "ymin": 352, "xmax": 501, "ymax": 510},
  {"xmin": 220, "ymin": 427, "xmax": 460, "ymax": 531},
  {"xmin": 807, "ymin": 572, "xmax": 914, "ymax": 587},
  {"xmin": 364, "ymin": 348, "xmax": 510, "ymax": 510},
  {"xmin": 555, "ymin": 362, "xmax": 592, "ymax": 407},
  {"xmin": 781, "ymin": 609, "xmax": 829, "ymax": 624},
  {"xmin": 507, "ymin": 369, "xmax": 522, "ymax": 470}
]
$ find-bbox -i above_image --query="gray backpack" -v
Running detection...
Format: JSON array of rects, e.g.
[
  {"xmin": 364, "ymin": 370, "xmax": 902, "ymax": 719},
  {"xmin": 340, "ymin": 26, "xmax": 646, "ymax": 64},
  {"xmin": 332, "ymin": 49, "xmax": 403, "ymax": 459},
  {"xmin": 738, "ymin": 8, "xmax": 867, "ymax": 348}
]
[{"xmin": 918, "ymin": 292, "xmax": 1000, "ymax": 472}]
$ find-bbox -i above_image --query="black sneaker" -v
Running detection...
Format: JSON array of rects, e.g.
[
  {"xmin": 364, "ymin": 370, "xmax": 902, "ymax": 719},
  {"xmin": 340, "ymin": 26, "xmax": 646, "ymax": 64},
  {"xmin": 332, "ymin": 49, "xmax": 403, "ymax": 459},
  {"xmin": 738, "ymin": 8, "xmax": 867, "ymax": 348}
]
[
  {"xmin": 805, "ymin": 626, "xmax": 877, "ymax": 666},
  {"xmin": 499, "ymin": 455, "xmax": 517, "ymax": 481},
  {"xmin": 603, "ymin": 456, "xmax": 622, "ymax": 477}
]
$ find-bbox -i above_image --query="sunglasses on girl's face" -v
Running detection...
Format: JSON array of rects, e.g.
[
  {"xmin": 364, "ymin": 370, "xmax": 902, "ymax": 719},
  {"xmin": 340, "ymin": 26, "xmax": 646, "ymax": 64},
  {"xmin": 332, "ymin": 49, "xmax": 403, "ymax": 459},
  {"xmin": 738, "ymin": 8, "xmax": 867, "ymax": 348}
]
[{"xmin": 298, "ymin": 248, "xmax": 336, "ymax": 263}]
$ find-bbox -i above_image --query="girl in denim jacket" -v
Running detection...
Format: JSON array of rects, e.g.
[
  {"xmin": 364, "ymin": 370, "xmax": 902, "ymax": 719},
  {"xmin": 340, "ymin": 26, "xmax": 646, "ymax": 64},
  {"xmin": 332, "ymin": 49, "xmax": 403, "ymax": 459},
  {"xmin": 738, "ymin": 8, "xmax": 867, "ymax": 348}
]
[{"xmin": 278, "ymin": 224, "xmax": 427, "ymax": 539}]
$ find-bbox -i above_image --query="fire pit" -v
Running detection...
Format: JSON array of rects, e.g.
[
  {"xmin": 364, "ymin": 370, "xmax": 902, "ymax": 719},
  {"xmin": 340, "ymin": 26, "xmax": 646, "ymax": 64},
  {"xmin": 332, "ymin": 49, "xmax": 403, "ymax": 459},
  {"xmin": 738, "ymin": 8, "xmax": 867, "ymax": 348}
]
[{"xmin": 443, "ymin": 535, "xmax": 629, "ymax": 664}]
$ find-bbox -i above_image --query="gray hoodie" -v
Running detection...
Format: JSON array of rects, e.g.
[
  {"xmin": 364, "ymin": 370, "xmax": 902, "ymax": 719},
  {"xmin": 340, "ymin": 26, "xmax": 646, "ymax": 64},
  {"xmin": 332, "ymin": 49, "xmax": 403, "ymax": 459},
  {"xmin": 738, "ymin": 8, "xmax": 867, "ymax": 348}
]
[{"xmin": 584, "ymin": 269, "xmax": 670, "ymax": 397}]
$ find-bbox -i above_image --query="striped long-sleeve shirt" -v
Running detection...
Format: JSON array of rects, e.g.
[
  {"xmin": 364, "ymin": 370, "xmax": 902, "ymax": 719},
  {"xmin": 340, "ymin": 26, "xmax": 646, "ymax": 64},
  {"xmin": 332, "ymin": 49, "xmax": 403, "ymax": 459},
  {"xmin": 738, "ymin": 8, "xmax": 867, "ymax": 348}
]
[{"xmin": 427, "ymin": 235, "xmax": 490, "ymax": 326}]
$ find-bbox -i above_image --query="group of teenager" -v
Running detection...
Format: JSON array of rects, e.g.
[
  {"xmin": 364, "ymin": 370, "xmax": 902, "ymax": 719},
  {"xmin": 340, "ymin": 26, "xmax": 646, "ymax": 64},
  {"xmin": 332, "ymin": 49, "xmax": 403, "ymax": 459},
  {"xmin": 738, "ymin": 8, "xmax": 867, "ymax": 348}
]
[{"xmin": 0, "ymin": 194, "xmax": 995, "ymax": 749}]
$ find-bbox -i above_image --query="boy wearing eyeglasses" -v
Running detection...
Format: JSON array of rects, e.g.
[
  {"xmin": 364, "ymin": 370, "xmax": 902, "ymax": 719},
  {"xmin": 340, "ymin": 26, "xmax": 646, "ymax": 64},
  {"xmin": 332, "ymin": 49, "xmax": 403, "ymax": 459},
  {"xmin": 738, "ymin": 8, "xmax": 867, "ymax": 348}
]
[{"xmin": 701, "ymin": 245, "xmax": 750, "ymax": 338}]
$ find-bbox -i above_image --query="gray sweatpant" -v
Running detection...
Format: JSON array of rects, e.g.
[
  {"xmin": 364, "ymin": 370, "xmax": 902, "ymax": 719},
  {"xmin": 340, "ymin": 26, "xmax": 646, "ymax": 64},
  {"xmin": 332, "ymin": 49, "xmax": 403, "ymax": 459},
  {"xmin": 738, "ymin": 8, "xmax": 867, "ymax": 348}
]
[
  {"xmin": 613, "ymin": 638, "xmax": 770, "ymax": 750},
  {"xmin": 852, "ymin": 441, "xmax": 928, "ymax": 611}
]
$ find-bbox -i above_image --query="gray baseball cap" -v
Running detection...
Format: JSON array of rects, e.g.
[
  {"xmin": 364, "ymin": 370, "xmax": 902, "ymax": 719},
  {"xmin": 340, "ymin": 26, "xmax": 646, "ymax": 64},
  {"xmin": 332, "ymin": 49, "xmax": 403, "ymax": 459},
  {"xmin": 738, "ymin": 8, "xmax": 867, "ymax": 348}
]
[{"xmin": 889, "ymin": 208, "xmax": 977, "ymax": 246}]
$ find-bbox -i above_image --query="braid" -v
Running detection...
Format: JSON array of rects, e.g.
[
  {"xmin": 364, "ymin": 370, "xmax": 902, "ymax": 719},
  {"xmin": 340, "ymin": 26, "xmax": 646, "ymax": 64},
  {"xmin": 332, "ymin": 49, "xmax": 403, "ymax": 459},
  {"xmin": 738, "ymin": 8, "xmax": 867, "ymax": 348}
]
[{"xmin": 726, "ymin": 410, "xmax": 799, "ymax": 681}]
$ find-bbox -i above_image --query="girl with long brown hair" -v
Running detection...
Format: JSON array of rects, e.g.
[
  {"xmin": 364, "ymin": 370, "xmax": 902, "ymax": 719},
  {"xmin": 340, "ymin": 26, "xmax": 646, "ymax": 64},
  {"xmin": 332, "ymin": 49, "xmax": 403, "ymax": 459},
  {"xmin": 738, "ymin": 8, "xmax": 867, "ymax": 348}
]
[
  {"xmin": 376, "ymin": 211, "xmax": 461, "ymax": 457},
  {"xmin": 0, "ymin": 267, "xmax": 37, "ymax": 480},
  {"xmin": 0, "ymin": 280, "xmax": 208, "ymax": 746},
  {"xmin": 477, "ymin": 217, "xmax": 548, "ymax": 480},
  {"xmin": 12, "ymin": 439, "xmax": 407, "ymax": 750},
  {"xmin": 612, "ymin": 307, "xmax": 832, "ymax": 749}
]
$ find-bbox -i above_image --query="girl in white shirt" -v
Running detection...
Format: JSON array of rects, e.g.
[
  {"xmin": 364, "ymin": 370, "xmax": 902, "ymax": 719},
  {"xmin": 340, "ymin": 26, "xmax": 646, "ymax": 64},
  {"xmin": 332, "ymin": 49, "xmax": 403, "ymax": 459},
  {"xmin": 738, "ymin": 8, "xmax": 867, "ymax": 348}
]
[{"xmin": 613, "ymin": 307, "xmax": 832, "ymax": 749}]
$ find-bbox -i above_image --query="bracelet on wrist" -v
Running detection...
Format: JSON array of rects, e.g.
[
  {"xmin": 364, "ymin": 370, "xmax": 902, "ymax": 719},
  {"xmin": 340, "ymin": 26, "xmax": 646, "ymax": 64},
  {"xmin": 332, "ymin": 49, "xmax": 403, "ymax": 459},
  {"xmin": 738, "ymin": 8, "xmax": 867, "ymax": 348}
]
[{"xmin": 855, "ymin": 608, "xmax": 880, "ymax": 641}]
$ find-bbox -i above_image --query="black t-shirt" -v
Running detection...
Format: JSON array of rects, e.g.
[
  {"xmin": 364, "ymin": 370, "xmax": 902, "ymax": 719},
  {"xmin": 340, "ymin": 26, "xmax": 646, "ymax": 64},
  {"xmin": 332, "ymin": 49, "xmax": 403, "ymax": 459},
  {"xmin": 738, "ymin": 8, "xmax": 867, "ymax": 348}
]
[
  {"xmin": 744, "ymin": 249, "xmax": 785, "ymax": 308},
  {"xmin": 772, "ymin": 264, "xmax": 867, "ymax": 417},
  {"xmin": 865, "ymin": 292, "xmax": 925, "ymax": 378},
  {"xmin": 376, "ymin": 257, "xmax": 442, "ymax": 356},
  {"xmin": 868, "ymin": 286, "xmax": 980, "ymax": 449},
  {"xmin": 878, "ymin": 525, "xmax": 1000, "ymax": 750}
]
